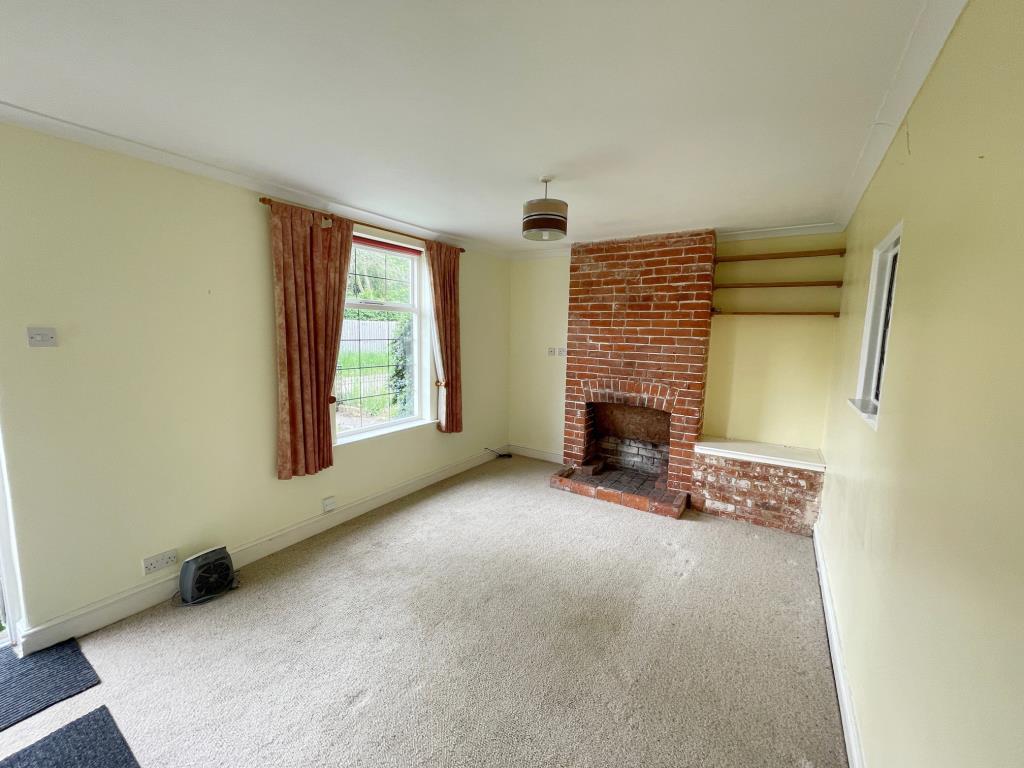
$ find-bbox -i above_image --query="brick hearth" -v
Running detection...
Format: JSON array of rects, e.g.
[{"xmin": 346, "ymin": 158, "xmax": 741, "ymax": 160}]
[
  {"xmin": 550, "ymin": 464, "xmax": 688, "ymax": 517},
  {"xmin": 551, "ymin": 229, "xmax": 715, "ymax": 516}
]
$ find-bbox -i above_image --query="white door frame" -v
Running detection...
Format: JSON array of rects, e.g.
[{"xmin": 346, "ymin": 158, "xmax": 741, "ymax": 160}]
[{"xmin": 0, "ymin": 424, "xmax": 25, "ymax": 650}]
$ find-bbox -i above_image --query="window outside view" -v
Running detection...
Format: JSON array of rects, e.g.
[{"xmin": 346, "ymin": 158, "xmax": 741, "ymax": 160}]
[{"xmin": 335, "ymin": 240, "xmax": 419, "ymax": 436}]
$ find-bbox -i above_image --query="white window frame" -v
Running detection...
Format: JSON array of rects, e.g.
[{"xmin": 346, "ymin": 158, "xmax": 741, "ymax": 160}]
[
  {"xmin": 849, "ymin": 221, "xmax": 901, "ymax": 429},
  {"xmin": 332, "ymin": 233, "xmax": 435, "ymax": 445}
]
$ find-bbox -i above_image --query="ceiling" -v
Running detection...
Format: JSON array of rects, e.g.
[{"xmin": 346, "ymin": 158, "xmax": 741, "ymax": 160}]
[{"xmin": 1, "ymin": 1, "xmax": 964, "ymax": 254}]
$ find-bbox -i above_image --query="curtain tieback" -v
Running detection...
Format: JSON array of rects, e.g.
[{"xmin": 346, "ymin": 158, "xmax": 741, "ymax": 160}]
[
  {"xmin": 435, "ymin": 379, "xmax": 446, "ymax": 388},
  {"xmin": 328, "ymin": 395, "xmax": 337, "ymax": 404}
]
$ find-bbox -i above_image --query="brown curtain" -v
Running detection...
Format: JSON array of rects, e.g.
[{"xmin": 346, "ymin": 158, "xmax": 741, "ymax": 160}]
[
  {"xmin": 269, "ymin": 201, "xmax": 353, "ymax": 478},
  {"xmin": 425, "ymin": 241, "xmax": 463, "ymax": 433}
]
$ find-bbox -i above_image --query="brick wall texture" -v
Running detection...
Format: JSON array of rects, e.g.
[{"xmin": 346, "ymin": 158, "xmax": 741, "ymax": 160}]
[
  {"xmin": 563, "ymin": 229, "xmax": 716, "ymax": 492},
  {"xmin": 691, "ymin": 453, "xmax": 824, "ymax": 536}
]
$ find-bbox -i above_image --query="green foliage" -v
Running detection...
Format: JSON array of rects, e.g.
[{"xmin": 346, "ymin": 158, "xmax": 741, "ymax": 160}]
[
  {"xmin": 338, "ymin": 348, "xmax": 387, "ymax": 369},
  {"xmin": 335, "ymin": 307, "xmax": 414, "ymax": 423},
  {"xmin": 390, "ymin": 313, "xmax": 413, "ymax": 416},
  {"xmin": 347, "ymin": 246, "xmax": 412, "ymax": 304}
]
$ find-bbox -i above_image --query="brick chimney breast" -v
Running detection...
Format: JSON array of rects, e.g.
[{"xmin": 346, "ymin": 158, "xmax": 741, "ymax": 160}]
[{"xmin": 559, "ymin": 229, "xmax": 716, "ymax": 508}]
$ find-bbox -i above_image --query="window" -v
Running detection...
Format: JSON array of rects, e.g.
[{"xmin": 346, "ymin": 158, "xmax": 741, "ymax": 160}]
[
  {"xmin": 334, "ymin": 235, "xmax": 428, "ymax": 440},
  {"xmin": 850, "ymin": 223, "xmax": 901, "ymax": 428}
]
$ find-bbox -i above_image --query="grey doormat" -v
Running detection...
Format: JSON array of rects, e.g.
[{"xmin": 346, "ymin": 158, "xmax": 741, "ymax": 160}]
[
  {"xmin": 0, "ymin": 707, "xmax": 139, "ymax": 768},
  {"xmin": 0, "ymin": 640, "xmax": 100, "ymax": 731}
]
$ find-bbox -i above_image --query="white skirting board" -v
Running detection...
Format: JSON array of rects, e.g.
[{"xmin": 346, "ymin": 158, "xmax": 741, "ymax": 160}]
[
  {"xmin": 15, "ymin": 449, "xmax": 498, "ymax": 657},
  {"xmin": 505, "ymin": 444, "xmax": 563, "ymax": 465},
  {"xmin": 813, "ymin": 527, "xmax": 865, "ymax": 768}
]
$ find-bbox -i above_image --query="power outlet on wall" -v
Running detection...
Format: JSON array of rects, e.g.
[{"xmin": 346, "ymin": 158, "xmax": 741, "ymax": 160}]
[
  {"xmin": 321, "ymin": 496, "xmax": 338, "ymax": 514},
  {"xmin": 142, "ymin": 549, "xmax": 178, "ymax": 576}
]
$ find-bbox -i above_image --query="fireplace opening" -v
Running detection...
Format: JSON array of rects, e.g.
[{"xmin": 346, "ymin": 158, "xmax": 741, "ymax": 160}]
[
  {"xmin": 551, "ymin": 393, "xmax": 689, "ymax": 518},
  {"xmin": 585, "ymin": 403, "xmax": 670, "ymax": 478}
]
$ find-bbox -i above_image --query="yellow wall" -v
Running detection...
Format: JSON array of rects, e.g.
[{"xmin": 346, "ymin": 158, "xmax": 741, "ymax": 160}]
[
  {"xmin": 706, "ymin": 233, "xmax": 845, "ymax": 448},
  {"xmin": 0, "ymin": 123, "xmax": 510, "ymax": 628},
  {"xmin": 507, "ymin": 254, "xmax": 570, "ymax": 459},
  {"xmin": 817, "ymin": 0, "xmax": 1024, "ymax": 766}
]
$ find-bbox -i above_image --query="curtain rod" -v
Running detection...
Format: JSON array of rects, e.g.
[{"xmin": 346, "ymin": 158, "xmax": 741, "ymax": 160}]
[{"xmin": 258, "ymin": 197, "xmax": 465, "ymax": 253}]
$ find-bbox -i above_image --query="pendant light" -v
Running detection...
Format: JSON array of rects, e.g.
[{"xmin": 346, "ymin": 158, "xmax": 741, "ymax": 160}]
[{"xmin": 522, "ymin": 176, "xmax": 568, "ymax": 241}]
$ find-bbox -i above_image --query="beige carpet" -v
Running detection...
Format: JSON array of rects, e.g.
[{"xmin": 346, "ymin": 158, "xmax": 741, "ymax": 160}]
[{"xmin": 0, "ymin": 457, "xmax": 847, "ymax": 767}]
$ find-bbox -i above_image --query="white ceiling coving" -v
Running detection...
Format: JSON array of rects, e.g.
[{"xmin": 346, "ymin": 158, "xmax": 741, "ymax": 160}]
[{"xmin": 1, "ymin": 0, "xmax": 966, "ymax": 255}]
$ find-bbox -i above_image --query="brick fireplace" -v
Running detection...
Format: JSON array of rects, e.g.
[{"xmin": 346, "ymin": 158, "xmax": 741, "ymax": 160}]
[{"xmin": 550, "ymin": 229, "xmax": 715, "ymax": 518}]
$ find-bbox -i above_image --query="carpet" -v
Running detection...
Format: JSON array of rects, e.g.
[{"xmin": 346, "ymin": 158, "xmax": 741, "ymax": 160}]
[
  {"xmin": 0, "ymin": 707, "xmax": 138, "ymax": 768},
  {"xmin": 0, "ymin": 457, "xmax": 848, "ymax": 767},
  {"xmin": 0, "ymin": 640, "xmax": 99, "ymax": 731}
]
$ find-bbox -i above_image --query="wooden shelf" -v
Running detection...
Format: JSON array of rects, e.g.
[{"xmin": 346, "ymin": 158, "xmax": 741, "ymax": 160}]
[
  {"xmin": 712, "ymin": 310, "xmax": 840, "ymax": 317},
  {"xmin": 716, "ymin": 248, "xmax": 846, "ymax": 263},
  {"xmin": 714, "ymin": 280, "xmax": 843, "ymax": 289}
]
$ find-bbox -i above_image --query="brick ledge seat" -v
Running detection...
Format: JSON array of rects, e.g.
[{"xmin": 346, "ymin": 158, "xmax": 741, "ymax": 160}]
[
  {"xmin": 694, "ymin": 437, "xmax": 824, "ymax": 472},
  {"xmin": 691, "ymin": 436, "xmax": 825, "ymax": 536}
]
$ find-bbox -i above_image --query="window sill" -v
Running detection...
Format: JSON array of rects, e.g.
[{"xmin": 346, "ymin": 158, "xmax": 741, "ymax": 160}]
[
  {"xmin": 847, "ymin": 398, "xmax": 879, "ymax": 430},
  {"xmin": 334, "ymin": 417, "xmax": 437, "ymax": 446}
]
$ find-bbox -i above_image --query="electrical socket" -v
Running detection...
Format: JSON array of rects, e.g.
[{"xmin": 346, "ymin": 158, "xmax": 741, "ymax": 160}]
[
  {"xmin": 321, "ymin": 496, "xmax": 338, "ymax": 514},
  {"xmin": 142, "ymin": 549, "xmax": 178, "ymax": 576}
]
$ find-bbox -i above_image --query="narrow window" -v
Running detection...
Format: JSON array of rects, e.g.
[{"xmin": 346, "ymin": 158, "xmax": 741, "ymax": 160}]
[
  {"xmin": 872, "ymin": 250, "xmax": 898, "ymax": 404},
  {"xmin": 850, "ymin": 223, "xmax": 901, "ymax": 428}
]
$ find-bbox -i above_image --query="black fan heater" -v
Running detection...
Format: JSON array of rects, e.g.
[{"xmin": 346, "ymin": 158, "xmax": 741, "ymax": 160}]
[{"xmin": 179, "ymin": 546, "xmax": 237, "ymax": 605}]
